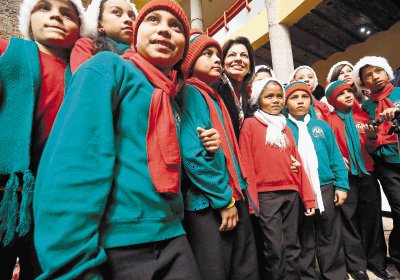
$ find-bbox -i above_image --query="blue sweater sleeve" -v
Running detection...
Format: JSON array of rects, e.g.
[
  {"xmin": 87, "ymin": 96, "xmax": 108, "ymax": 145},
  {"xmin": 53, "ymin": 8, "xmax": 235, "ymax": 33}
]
[
  {"xmin": 324, "ymin": 123, "xmax": 349, "ymax": 191},
  {"xmin": 33, "ymin": 60, "xmax": 119, "ymax": 279},
  {"xmin": 180, "ymin": 85, "xmax": 232, "ymax": 209}
]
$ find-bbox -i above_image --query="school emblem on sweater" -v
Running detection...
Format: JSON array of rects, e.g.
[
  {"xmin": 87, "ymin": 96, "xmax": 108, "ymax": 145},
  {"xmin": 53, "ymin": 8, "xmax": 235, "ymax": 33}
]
[{"xmin": 312, "ymin": 126, "xmax": 325, "ymax": 138}]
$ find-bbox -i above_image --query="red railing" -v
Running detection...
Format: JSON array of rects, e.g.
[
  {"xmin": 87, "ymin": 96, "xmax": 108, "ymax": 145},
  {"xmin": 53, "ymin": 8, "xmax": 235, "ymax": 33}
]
[{"xmin": 206, "ymin": 0, "xmax": 252, "ymax": 36}]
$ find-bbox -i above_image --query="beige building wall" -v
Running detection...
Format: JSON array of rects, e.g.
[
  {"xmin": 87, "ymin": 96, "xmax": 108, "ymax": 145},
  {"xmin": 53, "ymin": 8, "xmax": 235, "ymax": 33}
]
[
  {"xmin": 313, "ymin": 21, "xmax": 400, "ymax": 87},
  {"xmin": 0, "ymin": 0, "xmax": 22, "ymax": 39}
]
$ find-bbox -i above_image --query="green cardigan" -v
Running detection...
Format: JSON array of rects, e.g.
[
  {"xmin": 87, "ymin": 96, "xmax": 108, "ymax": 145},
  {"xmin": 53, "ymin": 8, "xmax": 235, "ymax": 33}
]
[
  {"xmin": 33, "ymin": 52, "xmax": 185, "ymax": 279},
  {"xmin": 287, "ymin": 117, "xmax": 349, "ymax": 191},
  {"xmin": 0, "ymin": 38, "xmax": 40, "ymax": 245},
  {"xmin": 179, "ymin": 84, "xmax": 247, "ymax": 211}
]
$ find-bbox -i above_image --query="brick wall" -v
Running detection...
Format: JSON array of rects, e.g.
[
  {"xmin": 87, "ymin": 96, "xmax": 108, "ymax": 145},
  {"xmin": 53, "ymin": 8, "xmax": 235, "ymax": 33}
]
[{"xmin": 0, "ymin": 0, "xmax": 23, "ymax": 39}]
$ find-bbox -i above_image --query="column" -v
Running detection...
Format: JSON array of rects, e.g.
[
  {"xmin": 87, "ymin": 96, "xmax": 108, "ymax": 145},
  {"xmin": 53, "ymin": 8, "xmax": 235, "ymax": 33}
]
[
  {"xmin": 190, "ymin": 0, "xmax": 204, "ymax": 30},
  {"xmin": 265, "ymin": 0, "xmax": 294, "ymax": 83}
]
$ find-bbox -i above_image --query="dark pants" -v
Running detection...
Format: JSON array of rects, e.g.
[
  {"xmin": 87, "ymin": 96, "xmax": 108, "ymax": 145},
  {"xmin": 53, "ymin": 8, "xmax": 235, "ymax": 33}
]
[
  {"xmin": 0, "ymin": 233, "xmax": 41, "ymax": 280},
  {"xmin": 341, "ymin": 173, "xmax": 387, "ymax": 272},
  {"xmin": 184, "ymin": 200, "xmax": 259, "ymax": 280},
  {"xmin": 298, "ymin": 184, "xmax": 346, "ymax": 280},
  {"xmin": 258, "ymin": 190, "xmax": 301, "ymax": 280},
  {"xmin": 251, "ymin": 214, "xmax": 265, "ymax": 278},
  {"xmin": 0, "ymin": 189, "xmax": 41, "ymax": 280},
  {"xmin": 99, "ymin": 235, "xmax": 202, "ymax": 280},
  {"xmin": 373, "ymin": 157, "xmax": 400, "ymax": 269}
]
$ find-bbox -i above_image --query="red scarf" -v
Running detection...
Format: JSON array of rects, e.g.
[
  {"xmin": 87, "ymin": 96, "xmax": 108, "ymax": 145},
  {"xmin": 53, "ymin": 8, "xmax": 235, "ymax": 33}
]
[
  {"xmin": 187, "ymin": 77, "xmax": 245, "ymax": 200},
  {"xmin": 123, "ymin": 51, "xmax": 181, "ymax": 194},
  {"xmin": 370, "ymin": 83, "xmax": 397, "ymax": 145}
]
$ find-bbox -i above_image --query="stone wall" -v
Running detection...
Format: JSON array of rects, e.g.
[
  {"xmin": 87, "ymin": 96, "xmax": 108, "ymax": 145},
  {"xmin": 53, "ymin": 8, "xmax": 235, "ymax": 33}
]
[
  {"xmin": 0, "ymin": 0, "xmax": 89, "ymax": 40},
  {"xmin": 0, "ymin": 0, "xmax": 23, "ymax": 39}
]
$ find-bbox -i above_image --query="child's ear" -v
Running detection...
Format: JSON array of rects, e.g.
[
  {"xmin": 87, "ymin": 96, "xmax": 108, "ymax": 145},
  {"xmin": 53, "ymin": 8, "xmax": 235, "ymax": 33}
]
[{"xmin": 98, "ymin": 23, "xmax": 105, "ymax": 34}]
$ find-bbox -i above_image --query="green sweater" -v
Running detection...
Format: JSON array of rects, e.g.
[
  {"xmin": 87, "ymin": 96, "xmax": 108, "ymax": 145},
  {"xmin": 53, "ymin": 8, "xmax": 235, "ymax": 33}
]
[
  {"xmin": 33, "ymin": 52, "xmax": 185, "ymax": 279},
  {"xmin": 287, "ymin": 118, "xmax": 349, "ymax": 191},
  {"xmin": 361, "ymin": 87, "xmax": 400, "ymax": 163},
  {"xmin": 179, "ymin": 85, "xmax": 247, "ymax": 211}
]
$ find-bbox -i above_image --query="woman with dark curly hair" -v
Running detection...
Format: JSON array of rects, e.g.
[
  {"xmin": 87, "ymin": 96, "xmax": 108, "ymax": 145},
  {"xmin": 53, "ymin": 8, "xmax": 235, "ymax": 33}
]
[{"xmin": 212, "ymin": 36, "xmax": 256, "ymax": 139}]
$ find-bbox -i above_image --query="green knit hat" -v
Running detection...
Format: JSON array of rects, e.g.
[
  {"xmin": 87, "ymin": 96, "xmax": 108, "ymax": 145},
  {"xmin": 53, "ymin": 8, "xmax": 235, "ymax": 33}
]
[
  {"xmin": 284, "ymin": 81, "xmax": 312, "ymax": 102},
  {"xmin": 325, "ymin": 80, "xmax": 353, "ymax": 107}
]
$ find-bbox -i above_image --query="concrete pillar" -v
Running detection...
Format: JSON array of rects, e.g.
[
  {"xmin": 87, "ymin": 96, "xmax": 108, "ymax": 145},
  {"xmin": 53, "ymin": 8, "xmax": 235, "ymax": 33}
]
[
  {"xmin": 265, "ymin": 0, "xmax": 294, "ymax": 83},
  {"xmin": 190, "ymin": 0, "xmax": 204, "ymax": 30}
]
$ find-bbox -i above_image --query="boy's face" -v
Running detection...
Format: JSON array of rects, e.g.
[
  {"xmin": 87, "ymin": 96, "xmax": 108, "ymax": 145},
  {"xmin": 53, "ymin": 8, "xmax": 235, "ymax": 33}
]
[
  {"xmin": 192, "ymin": 46, "xmax": 222, "ymax": 84},
  {"xmin": 286, "ymin": 90, "xmax": 311, "ymax": 119},
  {"xmin": 136, "ymin": 10, "xmax": 186, "ymax": 74},
  {"xmin": 30, "ymin": 0, "xmax": 80, "ymax": 50},
  {"xmin": 99, "ymin": 0, "xmax": 135, "ymax": 45},
  {"xmin": 259, "ymin": 83, "xmax": 284, "ymax": 115},
  {"xmin": 335, "ymin": 89, "xmax": 354, "ymax": 111},
  {"xmin": 294, "ymin": 68, "xmax": 316, "ymax": 91},
  {"xmin": 361, "ymin": 66, "xmax": 390, "ymax": 93}
]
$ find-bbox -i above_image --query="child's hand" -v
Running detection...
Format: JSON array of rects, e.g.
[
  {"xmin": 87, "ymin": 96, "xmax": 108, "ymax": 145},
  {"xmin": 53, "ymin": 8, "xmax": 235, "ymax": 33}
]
[
  {"xmin": 290, "ymin": 155, "xmax": 301, "ymax": 174},
  {"xmin": 304, "ymin": 208, "xmax": 315, "ymax": 216},
  {"xmin": 197, "ymin": 127, "xmax": 221, "ymax": 153},
  {"xmin": 343, "ymin": 157, "xmax": 350, "ymax": 170},
  {"xmin": 379, "ymin": 108, "xmax": 399, "ymax": 121},
  {"xmin": 363, "ymin": 124, "xmax": 378, "ymax": 140},
  {"xmin": 334, "ymin": 190, "xmax": 347, "ymax": 206},
  {"xmin": 219, "ymin": 205, "xmax": 239, "ymax": 231}
]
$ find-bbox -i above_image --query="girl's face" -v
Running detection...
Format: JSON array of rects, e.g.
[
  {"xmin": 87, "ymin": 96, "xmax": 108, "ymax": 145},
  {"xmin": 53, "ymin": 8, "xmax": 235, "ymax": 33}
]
[
  {"xmin": 99, "ymin": 0, "xmax": 135, "ymax": 45},
  {"xmin": 259, "ymin": 83, "xmax": 284, "ymax": 115},
  {"xmin": 223, "ymin": 44, "xmax": 250, "ymax": 82},
  {"xmin": 337, "ymin": 65, "xmax": 353, "ymax": 84},
  {"xmin": 253, "ymin": 71, "xmax": 271, "ymax": 85},
  {"xmin": 335, "ymin": 89, "xmax": 354, "ymax": 112},
  {"xmin": 192, "ymin": 46, "xmax": 222, "ymax": 85},
  {"xmin": 30, "ymin": 0, "xmax": 80, "ymax": 51},
  {"xmin": 136, "ymin": 10, "xmax": 186, "ymax": 74},
  {"xmin": 294, "ymin": 68, "xmax": 316, "ymax": 90},
  {"xmin": 286, "ymin": 90, "xmax": 311, "ymax": 119}
]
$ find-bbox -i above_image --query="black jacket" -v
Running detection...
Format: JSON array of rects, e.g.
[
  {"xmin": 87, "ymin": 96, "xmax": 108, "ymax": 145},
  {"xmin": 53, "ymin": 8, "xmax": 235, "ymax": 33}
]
[{"xmin": 212, "ymin": 78, "xmax": 250, "ymax": 140}]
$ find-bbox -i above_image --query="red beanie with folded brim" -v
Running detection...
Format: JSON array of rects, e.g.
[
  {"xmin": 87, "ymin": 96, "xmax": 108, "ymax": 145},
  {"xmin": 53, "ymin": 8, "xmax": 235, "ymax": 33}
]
[
  {"xmin": 132, "ymin": 0, "xmax": 190, "ymax": 59},
  {"xmin": 181, "ymin": 34, "xmax": 222, "ymax": 76}
]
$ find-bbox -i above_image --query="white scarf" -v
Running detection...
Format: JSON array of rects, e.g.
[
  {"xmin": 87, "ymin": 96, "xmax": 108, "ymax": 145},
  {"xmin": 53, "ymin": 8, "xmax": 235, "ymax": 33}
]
[
  {"xmin": 288, "ymin": 114, "xmax": 324, "ymax": 212},
  {"xmin": 254, "ymin": 110, "xmax": 288, "ymax": 150}
]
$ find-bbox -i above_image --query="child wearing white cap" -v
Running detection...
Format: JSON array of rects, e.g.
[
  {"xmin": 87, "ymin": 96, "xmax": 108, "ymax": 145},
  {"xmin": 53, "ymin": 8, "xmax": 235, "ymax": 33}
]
[
  {"xmin": 70, "ymin": 0, "xmax": 138, "ymax": 73},
  {"xmin": 0, "ymin": 0, "xmax": 86, "ymax": 278},
  {"xmin": 240, "ymin": 78, "xmax": 316, "ymax": 280},
  {"xmin": 353, "ymin": 56, "xmax": 400, "ymax": 274}
]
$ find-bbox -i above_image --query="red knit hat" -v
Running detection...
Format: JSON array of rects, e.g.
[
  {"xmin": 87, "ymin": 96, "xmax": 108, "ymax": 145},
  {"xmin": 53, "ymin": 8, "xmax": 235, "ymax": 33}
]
[
  {"xmin": 181, "ymin": 34, "xmax": 222, "ymax": 75},
  {"xmin": 190, "ymin": 28, "xmax": 205, "ymax": 37},
  {"xmin": 132, "ymin": 0, "xmax": 190, "ymax": 59},
  {"xmin": 284, "ymin": 81, "xmax": 312, "ymax": 100}
]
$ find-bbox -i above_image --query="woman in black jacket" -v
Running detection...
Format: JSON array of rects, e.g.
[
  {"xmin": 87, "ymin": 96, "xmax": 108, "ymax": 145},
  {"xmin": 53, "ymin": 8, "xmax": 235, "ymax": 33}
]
[{"xmin": 212, "ymin": 36, "xmax": 255, "ymax": 139}]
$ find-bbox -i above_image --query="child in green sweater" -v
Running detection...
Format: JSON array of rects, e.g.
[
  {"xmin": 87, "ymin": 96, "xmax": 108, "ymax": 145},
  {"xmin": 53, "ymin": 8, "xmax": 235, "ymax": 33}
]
[
  {"xmin": 33, "ymin": 1, "xmax": 217, "ymax": 279},
  {"xmin": 353, "ymin": 56, "xmax": 400, "ymax": 273},
  {"xmin": 180, "ymin": 33, "xmax": 259, "ymax": 280},
  {"xmin": 285, "ymin": 81, "xmax": 349, "ymax": 280},
  {"xmin": 0, "ymin": 0, "xmax": 86, "ymax": 278}
]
